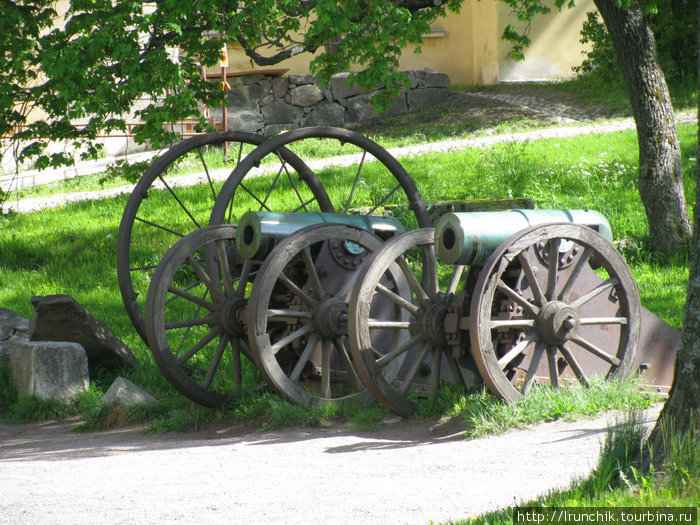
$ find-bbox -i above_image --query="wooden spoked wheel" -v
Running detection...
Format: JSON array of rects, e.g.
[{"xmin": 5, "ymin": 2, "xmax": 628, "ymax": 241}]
[
  {"xmin": 348, "ymin": 228, "xmax": 468, "ymax": 417},
  {"xmin": 145, "ymin": 224, "xmax": 259, "ymax": 407},
  {"xmin": 118, "ymin": 131, "xmax": 327, "ymax": 344},
  {"xmin": 469, "ymin": 223, "xmax": 640, "ymax": 403},
  {"xmin": 247, "ymin": 223, "xmax": 405, "ymax": 408}
]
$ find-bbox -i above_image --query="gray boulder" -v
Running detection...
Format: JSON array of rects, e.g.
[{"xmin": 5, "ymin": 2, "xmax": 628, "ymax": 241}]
[
  {"xmin": 29, "ymin": 294, "xmax": 137, "ymax": 370},
  {"xmin": 9, "ymin": 341, "xmax": 89, "ymax": 402},
  {"xmin": 103, "ymin": 377, "xmax": 156, "ymax": 406},
  {"xmin": 0, "ymin": 308, "xmax": 30, "ymax": 366}
]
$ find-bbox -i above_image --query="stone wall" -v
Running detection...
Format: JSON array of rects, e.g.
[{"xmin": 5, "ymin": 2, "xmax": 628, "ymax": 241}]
[{"xmin": 215, "ymin": 70, "xmax": 451, "ymax": 136}]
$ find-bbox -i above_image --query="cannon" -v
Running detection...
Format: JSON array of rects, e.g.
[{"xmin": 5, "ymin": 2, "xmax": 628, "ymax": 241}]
[{"xmin": 117, "ymin": 126, "xmax": 679, "ymax": 414}]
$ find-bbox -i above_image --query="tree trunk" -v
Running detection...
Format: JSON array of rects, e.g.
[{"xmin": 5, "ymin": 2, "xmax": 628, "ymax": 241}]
[
  {"xmin": 646, "ymin": 0, "xmax": 700, "ymax": 464},
  {"xmin": 594, "ymin": 0, "xmax": 692, "ymax": 256}
]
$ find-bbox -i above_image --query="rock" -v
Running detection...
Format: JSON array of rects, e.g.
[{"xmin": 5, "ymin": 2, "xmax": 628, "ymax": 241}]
[
  {"xmin": 303, "ymin": 101, "xmax": 345, "ymax": 127},
  {"xmin": 9, "ymin": 341, "xmax": 89, "ymax": 402},
  {"xmin": 330, "ymin": 73, "xmax": 365, "ymax": 100},
  {"xmin": 29, "ymin": 295, "xmax": 137, "ymax": 370},
  {"xmin": 290, "ymin": 85, "xmax": 325, "ymax": 107},
  {"xmin": 346, "ymin": 93, "xmax": 407, "ymax": 123},
  {"xmin": 408, "ymin": 88, "xmax": 449, "ymax": 113},
  {"xmin": 227, "ymin": 111, "xmax": 264, "ymax": 134},
  {"xmin": 272, "ymin": 76, "xmax": 289, "ymax": 99},
  {"xmin": 421, "ymin": 71, "xmax": 451, "ymax": 89},
  {"xmin": 0, "ymin": 308, "xmax": 30, "ymax": 366},
  {"xmin": 261, "ymin": 101, "xmax": 304, "ymax": 125},
  {"xmin": 103, "ymin": 377, "xmax": 156, "ymax": 406},
  {"xmin": 288, "ymin": 74, "xmax": 318, "ymax": 86}
]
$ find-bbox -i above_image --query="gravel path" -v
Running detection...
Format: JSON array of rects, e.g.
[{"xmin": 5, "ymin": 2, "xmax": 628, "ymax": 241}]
[{"xmin": 0, "ymin": 406, "xmax": 661, "ymax": 525}]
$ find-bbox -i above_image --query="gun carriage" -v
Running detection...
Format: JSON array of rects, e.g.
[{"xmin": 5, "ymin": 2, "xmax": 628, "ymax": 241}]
[{"xmin": 116, "ymin": 127, "xmax": 668, "ymax": 416}]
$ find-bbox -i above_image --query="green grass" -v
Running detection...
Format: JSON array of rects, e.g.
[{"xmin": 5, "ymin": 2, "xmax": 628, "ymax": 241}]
[
  {"xmin": 0, "ymin": 122, "xmax": 694, "ymax": 425},
  {"xmin": 0, "ymin": 82, "xmax": 696, "ymax": 433}
]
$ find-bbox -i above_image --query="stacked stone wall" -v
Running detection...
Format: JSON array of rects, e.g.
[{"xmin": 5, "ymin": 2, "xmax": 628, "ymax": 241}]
[{"xmin": 216, "ymin": 70, "xmax": 450, "ymax": 136}]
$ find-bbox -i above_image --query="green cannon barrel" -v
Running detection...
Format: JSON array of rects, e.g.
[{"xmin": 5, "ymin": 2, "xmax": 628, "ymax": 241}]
[
  {"xmin": 237, "ymin": 211, "xmax": 406, "ymax": 260},
  {"xmin": 434, "ymin": 209, "xmax": 613, "ymax": 266}
]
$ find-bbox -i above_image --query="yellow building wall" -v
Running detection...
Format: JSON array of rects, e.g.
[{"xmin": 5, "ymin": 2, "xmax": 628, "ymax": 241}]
[
  {"xmin": 398, "ymin": 0, "xmax": 499, "ymax": 86},
  {"xmin": 497, "ymin": 0, "xmax": 594, "ymax": 81}
]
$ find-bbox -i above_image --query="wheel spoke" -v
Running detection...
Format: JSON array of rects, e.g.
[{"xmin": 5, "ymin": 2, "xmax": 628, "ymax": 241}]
[
  {"xmin": 197, "ymin": 147, "xmax": 218, "ymax": 201},
  {"xmin": 176, "ymin": 325, "xmax": 224, "ymax": 364},
  {"xmin": 497, "ymin": 332, "xmax": 537, "ymax": 370},
  {"xmin": 266, "ymin": 309, "xmax": 314, "ymax": 319},
  {"xmin": 579, "ymin": 317, "xmax": 628, "ymax": 325},
  {"xmin": 569, "ymin": 277, "xmax": 619, "ymax": 309},
  {"xmin": 428, "ymin": 347, "xmax": 441, "ymax": 401},
  {"xmin": 546, "ymin": 238, "xmax": 560, "ymax": 300},
  {"xmin": 201, "ymin": 333, "xmax": 229, "ymax": 389},
  {"xmin": 521, "ymin": 341, "xmax": 546, "ymax": 395},
  {"xmin": 447, "ymin": 265, "xmax": 466, "ymax": 295},
  {"xmin": 424, "ymin": 245, "xmax": 439, "ymax": 302},
  {"xmin": 376, "ymin": 282, "xmax": 420, "ymax": 316},
  {"xmin": 558, "ymin": 247, "xmax": 593, "ymax": 302},
  {"xmin": 397, "ymin": 257, "xmax": 431, "ymax": 308},
  {"xmin": 165, "ymin": 315, "xmax": 218, "ymax": 330},
  {"xmin": 343, "ymin": 150, "xmax": 367, "ymax": 214},
  {"xmin": 157, "ymin": 175, "xmax": 201, "ymax": 229},
  {"xmin": 238, "ymin": 182, "xmax": 272, "ymax": 212},
  {"xmin": 496, "ymin": 279, "xmax": 540, "ymax": 315},
  {"xmin": 558, "ymin": 344, "xmax": 589, "ymax": 386},
  {"xmin": 231, "ymin": 338, "xmax": 243, "ymax": 393},
  {"xmin": 302, "ymin": 246, "xmax": 325, "ymax": 300},
  {"xmin": 270, "ymin": 323, "xmax": 315, "ymax": 355},
  {"xmin": 518, "ymin": 253, "xmax": 546, "ymax": 306},
  {"xmin": 569, "ymin": 334, "xmax": 621, "ymax": 366},
  {"xmin": 398, "ymin": 341, "xmax": 431, "ymax": 395},
  {"xmin": 216, "ymin": 239, "xmax": 236, "ymax": 298},
  {"xmin": 289, "ymin": 333, "xmax": 319, "ymax": 383},
  {"xmin": 235, "ymin": 259, "xmax": 253, "ymax": 297},
  {"xmin": 186, "ymin": 255, "xmax": 225, "ymax": 302},
  {"xmin": 134, "ymin": 216, "xmax": 186, "ymax": 239},
  {"xmin": 258, "ymin": 164, "xmax": 284, "ymax": 211},
  {"xmin": 334, "ymin": 337, "xmax": 364, "ymax": 391},
  {"xmin": 281, "ymin": 159, "xmax": 311, "ymax": 212},
  {"xmin": 278, "ymin": 272, "xmax": 318, "ymax": 308},
  {"xmin": 367, "ymin": 319, "xmax": 412, "ymax": 329},
  {"xmin": 166, "ymin": 284, "xmax": 216, "ymax": 311},
  {"xmin": 489, "ymin": 318, "xmax": 536, "ymax": 329},
  {"xmin": 321, "ymin": 338, "xmax": 332, "ymax": 398},
  {"xmin": 365, "ymin": 183, "xmax": 402, "ymax": 217},
  {"xmin": 546, "ymin": 346, "xmax": 559, "ymax": 388},
  {"xmin": 376, "ymin": 334, "xmax": 424, "ymax": 368}
]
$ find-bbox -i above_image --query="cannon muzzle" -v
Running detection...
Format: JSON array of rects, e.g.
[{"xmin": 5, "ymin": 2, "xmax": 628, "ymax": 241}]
[
  {"xmin": 237, "ymin": 211, "xmax": 405, "ymax": 260},
  {"xmin": 434, "ymin": 209, "xmax": 613, "ymax": 266}
]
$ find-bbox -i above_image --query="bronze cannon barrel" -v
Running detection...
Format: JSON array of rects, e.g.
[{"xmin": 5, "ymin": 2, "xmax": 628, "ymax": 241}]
[
  {"xmin": 236, "ymin": 211, "xmax": 406, "ymax": 260},
  {"xmin": 434, "ymin": 209, "xmax": 613, "ymax": 266}
]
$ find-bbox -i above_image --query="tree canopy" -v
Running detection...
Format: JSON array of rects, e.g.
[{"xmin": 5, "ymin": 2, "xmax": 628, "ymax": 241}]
[{"xmin": 1, "ymin": 0, "xmax": 461, "ymax": 168}]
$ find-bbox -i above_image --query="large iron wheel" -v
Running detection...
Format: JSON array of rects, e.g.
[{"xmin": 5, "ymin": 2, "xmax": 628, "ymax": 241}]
[
  {"xmin": 469, "ymin": 223, "xmax": 640, "ymax": 403},
  {"xmin": 247, "ymin": 223, "xmax": 402, "ymax": 407},
  {"xmin": 209, "ymin": 126, "xmax": 431, "ymax": 232},
  {"xmin": 144, "ymin": 224, "xmax": 258, "ymax": 407},
  {"xmin": 117, "ymin": 131, "xmax": 328, "ymax": 343},
  {"xmin": 348, "ymin": 228, "xmax": 468, "ymax": 417}
]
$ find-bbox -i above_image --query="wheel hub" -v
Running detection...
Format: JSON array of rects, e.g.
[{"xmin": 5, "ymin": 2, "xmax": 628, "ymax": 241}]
[
  {"xmin": 220, "ymin": 298, "xmax": 247, "ymax": 336},
  {"xmin": 410, "ymin": 295, "xmax": 450, "ymax": 346},
  {"xmin": 536, "ymin": 301, "xmax": 580, "ymax": 345},
  {"xmin": 314, "ymin": 296, "xmax": 348, "ymax": 338}
]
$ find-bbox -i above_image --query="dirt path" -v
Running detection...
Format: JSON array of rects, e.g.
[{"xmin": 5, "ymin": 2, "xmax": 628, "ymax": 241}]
[{"xmin": 0, "ymin": 406, "xmax": 661, "ymax": 525}]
